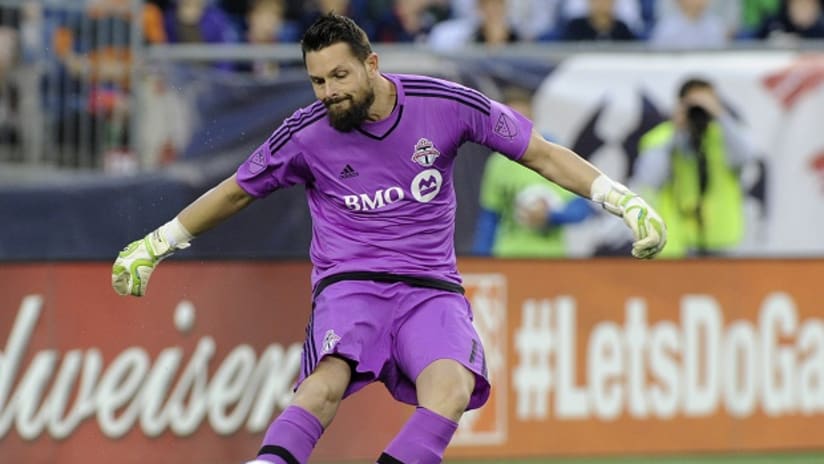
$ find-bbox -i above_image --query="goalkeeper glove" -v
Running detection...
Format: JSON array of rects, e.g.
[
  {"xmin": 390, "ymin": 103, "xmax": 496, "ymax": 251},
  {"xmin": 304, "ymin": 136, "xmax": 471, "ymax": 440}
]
[
  {"xmin": 112, "ymin": 218, "xmax": 193, "ymax": 296},
  {"xmin": 591, "ymin": 175, "xmax": 667, "ymax": 259}
]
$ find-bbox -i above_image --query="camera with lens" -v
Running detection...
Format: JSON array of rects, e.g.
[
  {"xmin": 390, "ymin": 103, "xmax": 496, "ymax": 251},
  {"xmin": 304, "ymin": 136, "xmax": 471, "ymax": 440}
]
[
  {"xmin": 686, "ymin": 105, "xmax": 712, "ymax": 136},
  {"xmin": 685, "ymin": 104, "xmax": 712, "ymax": 152}
]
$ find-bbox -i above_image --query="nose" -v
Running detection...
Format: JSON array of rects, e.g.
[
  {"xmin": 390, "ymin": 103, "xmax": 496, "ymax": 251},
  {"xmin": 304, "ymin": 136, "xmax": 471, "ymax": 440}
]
[{"xmin": 324, "ymin": 81, "xmax": 339, "ymax": 100}]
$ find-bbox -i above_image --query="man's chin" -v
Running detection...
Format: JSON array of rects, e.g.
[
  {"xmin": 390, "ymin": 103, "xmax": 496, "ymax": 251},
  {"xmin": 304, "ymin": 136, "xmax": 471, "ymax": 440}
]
[{"xmin": 328, "ymin": 115, "xmax": 360, "ymax": 132}]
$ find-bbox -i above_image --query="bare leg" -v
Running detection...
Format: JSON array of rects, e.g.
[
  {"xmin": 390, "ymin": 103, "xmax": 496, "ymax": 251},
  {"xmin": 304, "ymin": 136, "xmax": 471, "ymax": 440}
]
[{"xmin": 253, "ymin": 356, "xmax": 351, "ymax": 464}]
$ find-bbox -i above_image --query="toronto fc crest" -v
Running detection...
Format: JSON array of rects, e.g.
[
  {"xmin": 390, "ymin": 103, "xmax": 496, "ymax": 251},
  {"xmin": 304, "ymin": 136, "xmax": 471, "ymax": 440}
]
[
  {"xmin": 411, "ymin": 138, "xmax": 440, "ymax": 167},
  {"xmin": 322, "ymin": 329, "xmax": 341, "ymax": 353}
]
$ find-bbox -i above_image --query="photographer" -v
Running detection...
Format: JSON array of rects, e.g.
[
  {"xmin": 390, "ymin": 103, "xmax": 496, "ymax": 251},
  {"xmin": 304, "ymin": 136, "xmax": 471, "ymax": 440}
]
[{"xmin": 632, "ymin": 77, "xmax": 758, "ymax": 257}]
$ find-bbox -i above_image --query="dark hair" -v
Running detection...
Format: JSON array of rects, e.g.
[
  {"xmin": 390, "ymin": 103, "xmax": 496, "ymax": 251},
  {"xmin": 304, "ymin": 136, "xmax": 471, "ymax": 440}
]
[
  {"xmin": 300, "ymin": 13, "xmax": 373, "ymax": 65},
  {"xmin": 678, "ymin": 77, "xmax": 713, "ymax": 98}
]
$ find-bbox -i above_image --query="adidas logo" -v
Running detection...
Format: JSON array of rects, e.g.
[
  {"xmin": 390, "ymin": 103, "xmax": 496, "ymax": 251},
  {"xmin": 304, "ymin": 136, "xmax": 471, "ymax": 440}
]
[{"xmin": 339, "ymin": 164, "xmax": 359, "ymax": 179}]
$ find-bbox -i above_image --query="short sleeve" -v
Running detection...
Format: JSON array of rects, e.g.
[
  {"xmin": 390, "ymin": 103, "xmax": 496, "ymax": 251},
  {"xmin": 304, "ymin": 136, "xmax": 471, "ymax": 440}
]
[
  {"xmin": 236, "ymin": 119, "xmax": 314, "ymax": 198},
  {"xmin": 463, "ymin": 95, "xmax": 534, "ymax": 161}
]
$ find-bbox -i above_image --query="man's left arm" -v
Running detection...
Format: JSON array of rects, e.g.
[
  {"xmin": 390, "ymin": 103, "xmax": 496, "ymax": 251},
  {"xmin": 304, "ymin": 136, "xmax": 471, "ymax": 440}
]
[
  {"xmin": 717, "ymin": 114, "xmax": 758, "ymax": 168},
  {"xmin": 518, "ymin": 129, "xmax": 667, "ymax": 259}
]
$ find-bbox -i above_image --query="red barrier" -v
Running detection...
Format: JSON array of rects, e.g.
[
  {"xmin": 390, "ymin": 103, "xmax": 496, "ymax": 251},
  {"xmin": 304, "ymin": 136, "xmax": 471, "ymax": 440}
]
[{"xmin": 1, "ymin": 259, "xmax": 823, "ymax": 462}]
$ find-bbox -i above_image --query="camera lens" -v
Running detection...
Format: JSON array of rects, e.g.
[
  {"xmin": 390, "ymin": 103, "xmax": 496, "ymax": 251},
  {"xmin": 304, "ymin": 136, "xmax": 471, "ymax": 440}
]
[
  {"xmin": 686, "ymin": 105, "xmax": 711, "ymax": 133},
  {"xmin": 687, "ymin": 105, "xmax": 709, "ymax": 123}
]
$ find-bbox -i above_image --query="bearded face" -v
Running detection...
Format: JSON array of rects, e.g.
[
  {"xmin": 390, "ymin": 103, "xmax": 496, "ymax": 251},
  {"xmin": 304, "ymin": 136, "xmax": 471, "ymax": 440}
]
[
  {"xmin": 305, "ymin": 42, "xmax": 379, "ymax": 133},
  {"xmin": 323, "ymin": 83, "xmax": 375, "ymax": 132}
]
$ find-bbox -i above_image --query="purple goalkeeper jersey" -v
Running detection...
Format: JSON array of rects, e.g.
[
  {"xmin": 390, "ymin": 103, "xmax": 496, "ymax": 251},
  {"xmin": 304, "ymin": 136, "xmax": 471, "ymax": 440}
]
[{"xmin": 236, "ymin": 73, "xmax": 533, "ymax": 287}]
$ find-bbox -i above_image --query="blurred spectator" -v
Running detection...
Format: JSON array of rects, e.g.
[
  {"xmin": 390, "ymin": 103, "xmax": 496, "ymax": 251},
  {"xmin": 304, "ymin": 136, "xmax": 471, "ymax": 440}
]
[
  {"xmin": 247, "ymin": 0, "xmax": 292, "ymax": 43},
  {"xmin": 429, "ymin": 0, "xmax": 519, "ymax": 49},
  {"xmin": 449, "ymin": 0, "xmax": 557, "ymax": 41},
  {"xmin": 562, "ymin": 0, "xmax": 645, "ymax": 36},
  {"xmin": 241, "ymin": 0, "xmax": 291, "ymax": 76},
  {"xmin": 502, "ymin": 0, "xmax": 557, "ymax": 41},
  {"xmin": 559, "ymin": 0, "xmax": 638, "ymax": 41},
  {"xmin": 632, "ymin": 77, "xmax": 758, "ymax": 257},
  {"xmin": 655, "ymin": 0, "xmax": 741, "ymax": 40},
  {"xmin": 739, "ymin": 0, "xmax": 780, "ymax": 37},
  {"xmin": 474, "ymin": 0, "xmax": 519, "ymax": 45},
  {"xmin": 0, "ymin": 5, "xmax": 18, "ymax": 80},
  {"xmin": 0, "ymin": 4, "xmax": 20, "ymax": 161},
  {"xmin": 473, "ymin": 87, "xmax": 595, "ymax": 257},
  {"xmin": 218, "ymin": 0, "xmax": 251, "ymax": 37},
  {"xmin": 139, "ymin": 69, "xmax": 194, "ymax": 168},
  {"xmin": 50, "ymin": 0, "xmax": 169, "ymax": 169},
  {"xmin": 649, "ymin": 0, "xmax": 728, "ymax": 49},
  {"xmin": 370, "ymin": 0, "xmax": 452, "ymax": 42},
  {"xmin": 298, "ymin": 0, "xmax": 359, "ymax": 31},
  {"xmin": 144, "ymin": 1, "xmax": 170, "ymax": 44},
  {"xmin": 755, "ymin": 0, "xmax": 824, "ymax": 41},
  {"xmin": 163, "ymin": 0, "xmax": 238, "ymax": 44}
]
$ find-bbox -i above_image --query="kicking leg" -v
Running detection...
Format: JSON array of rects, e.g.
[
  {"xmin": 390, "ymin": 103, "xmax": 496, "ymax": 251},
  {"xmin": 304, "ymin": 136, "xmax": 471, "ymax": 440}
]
[
  {"xmin": 378, "ymin": 359, "xmax": 475, "ymax": 464},
  {"xmin": 252, "ymin": 356, "xmax": 351, "ymax": 464},
  {"xmin": 378, "ymin": 289, "xmax": 489, "ymax": 464}
]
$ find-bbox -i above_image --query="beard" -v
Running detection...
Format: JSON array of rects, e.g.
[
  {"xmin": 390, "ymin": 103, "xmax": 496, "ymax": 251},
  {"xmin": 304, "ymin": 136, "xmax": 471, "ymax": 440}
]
[{"xmin": 323, "ymin": 87, "xmax": 375, "ymax": 132}]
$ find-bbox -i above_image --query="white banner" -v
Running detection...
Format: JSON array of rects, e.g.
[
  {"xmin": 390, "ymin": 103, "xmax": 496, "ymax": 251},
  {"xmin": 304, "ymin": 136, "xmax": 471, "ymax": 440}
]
[{"xmin": 534, "ymin": 52, "xmax": 824, "ymax": 256}]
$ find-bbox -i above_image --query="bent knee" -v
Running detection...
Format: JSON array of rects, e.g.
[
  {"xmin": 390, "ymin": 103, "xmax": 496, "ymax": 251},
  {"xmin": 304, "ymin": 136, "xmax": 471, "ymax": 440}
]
[
  {"xmin": 416, "ymin": 359, "xmax": 476, "ymax": 420},
  {"xmin": 296, "ymin": 375, "xmax": 346, "ymax": 406},
  {"xmin": 293, "ymin": 356, "xmax": 351, "ymax": 422}
]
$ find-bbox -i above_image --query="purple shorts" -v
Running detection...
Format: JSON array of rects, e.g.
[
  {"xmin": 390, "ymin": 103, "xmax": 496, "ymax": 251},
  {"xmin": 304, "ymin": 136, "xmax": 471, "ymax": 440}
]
[{"xmin": 296, "ymin": 280, "xmax": 490, "ymax": 411}]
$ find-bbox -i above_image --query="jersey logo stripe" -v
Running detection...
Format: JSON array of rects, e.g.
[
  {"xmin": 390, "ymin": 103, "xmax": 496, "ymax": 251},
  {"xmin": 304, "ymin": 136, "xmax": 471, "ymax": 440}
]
[
  {"xmin": 405, "ymin": 91, "xmax": 491, "ymax": 116},
  {"xmin": 399, "ymin": 75, "xmax": 489, "ymax": 96},
  {"xmin": 266, "ymin": 102, "xmax": 325, "ymax": 145},
  {"xmin": 399, "ymin": 79, "xmax": 491, "ymax": 110},
  {"xmin": 305, "ymin": 308, "xmax": 317, "ymax": 374},
  {"xmin": 268, "ymin": 111, "xmax": 327, "ymax": 155},
  {"xmin": 267, "ymin": 104, "xmax": 327, "ymax": 151},
  {"xmin": 402, "ymin": 83, "xmax": 491, "ymax": 112}
]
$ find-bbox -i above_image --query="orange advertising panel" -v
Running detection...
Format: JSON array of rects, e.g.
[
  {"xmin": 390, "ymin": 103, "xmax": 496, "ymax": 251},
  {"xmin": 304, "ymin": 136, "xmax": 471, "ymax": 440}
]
[{"xmin": 1, "ymin": 259, "xmax": 823, "ymax": 463}]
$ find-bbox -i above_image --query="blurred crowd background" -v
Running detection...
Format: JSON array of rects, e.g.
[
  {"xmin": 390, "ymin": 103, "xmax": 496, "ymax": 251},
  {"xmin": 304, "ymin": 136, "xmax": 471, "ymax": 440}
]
[
  {"xmin": 1, "ymin": 0, "xmax": 822, "ymax": 171},
  {"xmin": 0, "ymin": 0, "xmax": 823, "ymax": 261}
]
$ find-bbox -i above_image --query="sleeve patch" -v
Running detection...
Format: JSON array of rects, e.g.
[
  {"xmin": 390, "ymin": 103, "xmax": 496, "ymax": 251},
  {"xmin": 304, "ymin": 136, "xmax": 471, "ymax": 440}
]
[
  {"xmin": 247, "ymin": 148, "xmax": 267, "ymax": 174},
  {"xmin": 494, "ymin": 112, "xmax": 519, "ymax": 139}
]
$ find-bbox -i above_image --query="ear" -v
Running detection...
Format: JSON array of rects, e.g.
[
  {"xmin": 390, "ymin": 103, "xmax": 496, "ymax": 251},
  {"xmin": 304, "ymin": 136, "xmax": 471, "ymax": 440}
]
[{"xmin": 365, "ymin": 52, "xmax": 379, "ymax": 77}]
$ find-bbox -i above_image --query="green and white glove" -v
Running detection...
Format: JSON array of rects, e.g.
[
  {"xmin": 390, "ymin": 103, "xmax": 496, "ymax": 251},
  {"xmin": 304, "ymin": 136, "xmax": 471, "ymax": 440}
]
[
  {"xmin": 591, "ymin": 175, "xmax": 667, "ymax": 259},
  {"xmin": 112, "ymin": 218, "xmax": 193, "ymax": 296}
]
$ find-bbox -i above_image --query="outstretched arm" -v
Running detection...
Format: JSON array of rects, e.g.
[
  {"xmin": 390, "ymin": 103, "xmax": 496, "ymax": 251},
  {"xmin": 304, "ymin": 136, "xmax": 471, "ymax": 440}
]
[
  {"xmin": 178, "ymin": 174, "xmax": 256, "ymax": 235},
  {"xmin": 112, "ymin": 174, "xmax": 255, "ymax": 296},
  {"xmin": 519, "ymin": 129, "xmax": 603, "ymax": 198},
  {"xmin": 518, "ymin": 129, "xmax": 667, "ymax": 259}
]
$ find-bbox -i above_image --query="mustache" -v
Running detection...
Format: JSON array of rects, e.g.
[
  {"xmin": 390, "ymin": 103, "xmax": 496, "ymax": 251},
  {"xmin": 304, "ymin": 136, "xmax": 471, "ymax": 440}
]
[{"xmin": 323, "ymin": 96, "xmax": 351, "ymax": 107}]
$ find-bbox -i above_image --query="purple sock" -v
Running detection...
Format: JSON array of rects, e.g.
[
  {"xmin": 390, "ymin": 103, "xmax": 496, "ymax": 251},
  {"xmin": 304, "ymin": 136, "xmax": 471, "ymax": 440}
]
[
  {"xmin": 256, "ymin": 406, "xmax": 324, "ymax": 464},
  {"xmin": 379, "ymin": 407, "xmax": 459, "ymax": 464}
]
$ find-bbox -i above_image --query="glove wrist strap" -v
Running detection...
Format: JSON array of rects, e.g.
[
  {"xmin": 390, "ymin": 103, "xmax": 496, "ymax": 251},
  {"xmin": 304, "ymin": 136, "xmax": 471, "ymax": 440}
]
[
  {"xmin": 589, "ymin": 174, "xmax": 616, "ymax": 204},
  {"xmin": 158, "ymin": 217, "xmax": 194, "ymax": 249}
]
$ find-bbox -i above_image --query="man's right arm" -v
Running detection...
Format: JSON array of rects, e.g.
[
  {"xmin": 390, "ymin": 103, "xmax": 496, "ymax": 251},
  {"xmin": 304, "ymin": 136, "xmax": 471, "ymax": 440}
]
[
  {"xmin": 177, "ymin": 174, "xmax": 255, "ymax": 235},
  {"xmin": 112, "ymin": 174, "xmax": 255, "ymax": 297}
]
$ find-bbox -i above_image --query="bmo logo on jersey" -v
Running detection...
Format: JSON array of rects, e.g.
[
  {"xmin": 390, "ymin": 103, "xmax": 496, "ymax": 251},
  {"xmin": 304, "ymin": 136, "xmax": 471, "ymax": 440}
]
[
  {"xmin": 343, "ymin": 186, "xmax": 405, "ymax": 211},
  {"xmin": 342, "ymin": 168, "xmax": 444, "ymax": 211},
  {"xmin": 411, "ymin": 169, "xmax": 442, "ymax": 203}
]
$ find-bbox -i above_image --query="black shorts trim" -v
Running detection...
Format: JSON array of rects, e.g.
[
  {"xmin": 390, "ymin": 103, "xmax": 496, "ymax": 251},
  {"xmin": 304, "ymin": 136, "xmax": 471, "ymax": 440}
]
[
  {"xmin": 313, "ymin": 271, "xmax": 465, "ymax": 299},
  {"xmin": 257, "ymin": 445, "xmax": 299, "ymax": 464},
  {"xmin": 377, "ymin": 452, "xmax": 406, "ymax": 464}
]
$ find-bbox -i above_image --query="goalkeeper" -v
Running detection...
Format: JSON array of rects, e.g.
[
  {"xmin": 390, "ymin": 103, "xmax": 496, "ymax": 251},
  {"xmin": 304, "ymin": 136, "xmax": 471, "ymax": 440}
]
[{"xmin": 112, "ymin": 13, "xmax": 666, "ymax": 464}]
